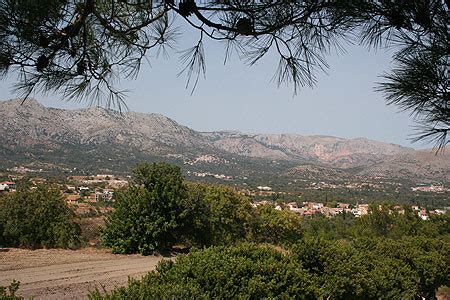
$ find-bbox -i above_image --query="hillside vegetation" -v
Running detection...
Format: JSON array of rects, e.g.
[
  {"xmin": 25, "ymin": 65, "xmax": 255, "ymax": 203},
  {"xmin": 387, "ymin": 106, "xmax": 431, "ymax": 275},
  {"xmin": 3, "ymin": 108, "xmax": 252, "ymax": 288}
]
[
  {"xmin": 0, "ymin": 186, "xmax": 81, "ymax": 249},
  {"xmin": 1, "ymin": 99, "xmax": 448, "ymax": 184},
  {"xmin": 1, "ymin": 162, "xmax": 449, "ymax": 299},
  {"xmin": 95, "ymin": 162, "xmax": 449, "ymax": 299}
]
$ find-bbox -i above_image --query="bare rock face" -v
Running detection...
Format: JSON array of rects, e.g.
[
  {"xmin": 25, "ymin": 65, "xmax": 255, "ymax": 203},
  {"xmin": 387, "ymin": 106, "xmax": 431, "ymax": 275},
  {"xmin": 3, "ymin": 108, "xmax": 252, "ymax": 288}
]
[
  {"xmin": 203, "ymin": 131, "xmax": 412, "ymax": 168},
  {"xmin": 358, "ymin": 147, "xmax": 450, "ymax": 182},
  {"xmin": 0, "ymin": 98, "xmax": 447, "ymax": 182},
  {"xmin": 0, "ymin": 98, "xmax": 213, "ymax": 155}
]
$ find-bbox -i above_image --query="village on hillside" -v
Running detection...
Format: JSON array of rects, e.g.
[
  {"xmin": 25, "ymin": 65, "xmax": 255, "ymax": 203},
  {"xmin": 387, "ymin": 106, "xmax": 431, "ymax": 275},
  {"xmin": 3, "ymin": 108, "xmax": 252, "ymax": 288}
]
[{"xmin": 1, "ymin": 172, "xmax": 447, "ymax": 221}]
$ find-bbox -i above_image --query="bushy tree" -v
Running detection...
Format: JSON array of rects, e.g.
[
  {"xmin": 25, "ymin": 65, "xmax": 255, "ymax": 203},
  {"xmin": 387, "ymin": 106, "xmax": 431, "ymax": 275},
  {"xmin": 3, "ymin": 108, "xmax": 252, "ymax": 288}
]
[
  {"xmin": 349, "ymin": 205, "xmax": 449, "ymax": 240},
  {"xmin": 184, "ymin": 183, "xmax": 304, "ymax": 247},
  {"xmin": 89, "ymin": 243, "xmax": 316, "ymax": 299},
  {"xmin": 0, "ymin": 186, "xmax": 81, "ymax": 249},
  {"xmin": 102, "ymin": 162, "xmax": 192, "ymax": 254},
  {"xmin": 252, "ymin": 205, "xmax": 303, "ymax": 246},
  {"xmin": 357, "ymin": 204, "xmax": 397, "ymax": 237},
  {"xmin": 199, "ymin": 184, "xmax": 255, "ymax": 246},
  {"xmin": 92, "ymin": 236, "xmax": 448, "ymax": 299},
  {"xmin": 368, "ymin": 237, "xmax": 450, "ymax": 299},
  {"xmin": 292, "ymin": 236, "xmax": 449, "ymax": 299}
]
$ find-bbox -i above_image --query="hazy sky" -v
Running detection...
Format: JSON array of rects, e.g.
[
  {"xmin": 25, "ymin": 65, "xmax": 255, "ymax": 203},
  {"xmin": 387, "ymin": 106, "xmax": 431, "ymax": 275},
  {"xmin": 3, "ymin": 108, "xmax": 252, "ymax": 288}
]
[{"xmin": 0, "ymin": 23, "xmax": 422, "ymax": 148}]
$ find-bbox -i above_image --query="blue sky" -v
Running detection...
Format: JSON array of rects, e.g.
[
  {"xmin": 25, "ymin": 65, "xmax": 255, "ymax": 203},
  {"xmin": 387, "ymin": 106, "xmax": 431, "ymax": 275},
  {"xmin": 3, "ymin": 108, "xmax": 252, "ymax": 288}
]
[{"xmin": 0, "ymin": 23, "xmax": 421, "ymax": 148}]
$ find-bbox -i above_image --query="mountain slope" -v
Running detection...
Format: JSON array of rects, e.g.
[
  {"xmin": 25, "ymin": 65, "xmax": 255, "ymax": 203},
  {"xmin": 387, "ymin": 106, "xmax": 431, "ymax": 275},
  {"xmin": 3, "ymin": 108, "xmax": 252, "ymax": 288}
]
[
  {"xmin": 0, "ymin": 98, "xmax": 213, "ymax": 154},
  {"xmin": 0, "ymin": 99, "xmax": 447, "ymax": 183},
  {"xmin": 202, "ymin": 131, "xmax": 412, "ymax": 168},
  {"xmin": 358, "ymin": 147, "xmax": 450, "ymax": 183}
]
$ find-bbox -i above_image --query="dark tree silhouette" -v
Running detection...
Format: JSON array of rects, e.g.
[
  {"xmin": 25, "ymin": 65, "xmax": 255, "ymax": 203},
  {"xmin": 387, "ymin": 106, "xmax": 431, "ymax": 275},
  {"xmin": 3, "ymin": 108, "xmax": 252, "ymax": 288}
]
[{"xmin": 0, "ymin": 0, "xmax": 448, "ymax": 147}]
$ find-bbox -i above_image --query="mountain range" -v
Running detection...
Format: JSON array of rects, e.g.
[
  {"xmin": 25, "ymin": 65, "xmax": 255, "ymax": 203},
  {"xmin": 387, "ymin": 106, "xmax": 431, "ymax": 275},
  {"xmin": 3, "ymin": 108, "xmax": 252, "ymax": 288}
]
[{"xmin": 0, "ymin": 98, "xmax": 448, "ymax": 185}]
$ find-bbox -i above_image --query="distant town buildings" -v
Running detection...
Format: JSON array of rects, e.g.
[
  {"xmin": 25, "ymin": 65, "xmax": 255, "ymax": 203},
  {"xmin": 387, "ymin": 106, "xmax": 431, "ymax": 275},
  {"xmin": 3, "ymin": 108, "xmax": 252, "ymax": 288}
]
[
  {"xmin": 251, "ymin": 199, "xmax": 443, "ymax": 220},
  {"xmin": 7, "ymin": 166, "xmax": 42, "ymax": 173},
  {"xmin": 419, "ymin": 208, "xmax": 429, "ymax": 220},
  {"xmin": 0, "ymin": 181, "xmax": 16, "ymax": 192},
  {"xmin": 353, "ymin": 204, "xmax": 369, "ymax": 217},
  {"xmin": 412, "ymin": 185, "xmax": 448, "ymax": 193},
  {"xmin": 1, "ymin": 169, "xmax": 447, "ymax": 221},
  {"xmin": 192, "ymin": 171, "xmax": 232, "ymax": 180},
  {"xmin": 79, "ymin": 186, "xmax": 90, "ymax": 192},
  {"xmin": 257, "ymin": 186, "xmax": 272, "ymax": 191}
]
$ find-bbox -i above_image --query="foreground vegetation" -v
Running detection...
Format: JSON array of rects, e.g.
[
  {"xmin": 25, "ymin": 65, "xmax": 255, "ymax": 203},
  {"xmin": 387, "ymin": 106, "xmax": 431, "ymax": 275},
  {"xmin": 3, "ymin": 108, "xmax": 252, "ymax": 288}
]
[
  {"xmin": 1, "ymin": 162, "xmax": 448, "ymax": 299},
  {"xmin": 91, "ymin": 238, "xmax": 448, "ymax": 299},
  {"xmin": 0, "ymin": 186, "xmax": 81, "ymax": 249},
  {"xmin": 97, "ymin": 162, "xmax": 449, "ymax": 298},
  {"xmin": 102, "ymin": 163, "xmax": 449, "ymax": 252},
  {"xmin": 0, "ymin": 280, "xmax": 20, "ymax": 300}
]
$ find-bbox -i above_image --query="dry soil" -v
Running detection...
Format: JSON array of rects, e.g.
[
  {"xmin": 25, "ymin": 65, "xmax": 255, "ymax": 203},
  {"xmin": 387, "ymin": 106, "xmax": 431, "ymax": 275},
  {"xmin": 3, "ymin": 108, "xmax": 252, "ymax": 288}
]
[{"xmin": 0, "ymin": 248, "xmax": 167, "ymax": 299}]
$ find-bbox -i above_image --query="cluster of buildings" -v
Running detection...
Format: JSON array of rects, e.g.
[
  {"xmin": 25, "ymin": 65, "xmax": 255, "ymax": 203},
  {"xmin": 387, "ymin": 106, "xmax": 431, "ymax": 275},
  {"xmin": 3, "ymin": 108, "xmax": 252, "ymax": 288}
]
[
  {"xmin": 63, "ymin": 174, "xmax": 129, "ymax": 205},
  {"xmin": 7, "ymin": 166, "xmax": 43, "ymax": 173},
  {"xmin": 68, "ymin": 174, "xmax": 129, "ymax": 189},
  {"xmin": 0, "ymin": 176, "xmax": 119, "ymax": 211},
  {"xmin": 305, "ymin": 181, "xmax": 398, "ymax": 191},
  {"xmin": 411, "ymin": 185, "xmax": 449, "ymax": 193},
  {"xmin": 189, "ymin": 171, "xmax": 232, "ymax": 180},
  {"xmin": 251, "ymin": 200, "xmax": 447, "ymax": 220},
  {"xmin": 411, "ymin": 206, "xmax": 447, "ymax": 220},
  {"xmin": 251, "ymin": 200, "xmax": 362, "ymax": 217},
  {"xmin": 284, "ymin": 201, "xmax": 367, "ymax": 217},
  {"xmin": 0, "ymin": 181, "xmax": 16, "ymax": 192},
  {"xmin": 65, "ymin": 186, "xmax": 115, "ymax": 204},
  {"xmin": 0, "ymin": 174, "xmax": 128, "ymax": 208},
  {"xmin": 184, "ymin": 155, "xmax": 230, "ymax": 166}
]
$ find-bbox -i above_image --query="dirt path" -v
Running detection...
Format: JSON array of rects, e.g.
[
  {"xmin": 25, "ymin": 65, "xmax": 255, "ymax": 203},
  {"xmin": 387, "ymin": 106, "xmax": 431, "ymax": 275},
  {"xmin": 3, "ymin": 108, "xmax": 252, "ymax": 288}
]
[{"xmin": 0, "ymin": 248, "xmax": 169, "ymax": 299}]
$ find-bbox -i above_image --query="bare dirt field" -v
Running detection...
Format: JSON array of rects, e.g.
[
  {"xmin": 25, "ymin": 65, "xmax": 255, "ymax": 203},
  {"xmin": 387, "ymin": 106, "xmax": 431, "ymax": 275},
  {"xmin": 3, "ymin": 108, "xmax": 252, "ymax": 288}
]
[{"xmin": 0, "ymin": 248, "xmax": 168, "ymax": 299}]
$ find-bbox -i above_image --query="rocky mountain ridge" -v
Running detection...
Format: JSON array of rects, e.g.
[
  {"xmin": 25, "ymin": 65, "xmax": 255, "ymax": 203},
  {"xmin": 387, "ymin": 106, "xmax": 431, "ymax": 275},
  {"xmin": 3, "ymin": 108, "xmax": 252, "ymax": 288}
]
[
  {"xmin": 204, "ymin": 131, "xmax": 412, "ymax": 168},
  {"xmin": 0, "ymin": 98, "xmax": 213, "ymax": 154},
  {"xmin": 0, "ymin": 98, "xmax": 448, "ymax": 183}
]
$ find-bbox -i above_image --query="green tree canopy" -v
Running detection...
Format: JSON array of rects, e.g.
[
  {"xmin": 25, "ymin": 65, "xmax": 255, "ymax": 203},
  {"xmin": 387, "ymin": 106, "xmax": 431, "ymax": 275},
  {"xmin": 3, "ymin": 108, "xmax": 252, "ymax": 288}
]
[
  {"xmin": 102, "ymin": 162, "xmax": 192, "ymax": 254},
  {"xmin": 252, "ymin": 204, "xmax": 303, "ymax": 246},
  {"xmin": 0, "ymin": 186, "xmax": 81, "ymax": 249},
  {"xmin": 92, "ymin": 237, "xmax": 449, "ymax": 299},
  {"xmin": 197, "ymin": 184, "xmax": 255, "ymax": 246},
  {"xmin": 90, "ymin": 243, "xmax": 317, "ymax": 299}
]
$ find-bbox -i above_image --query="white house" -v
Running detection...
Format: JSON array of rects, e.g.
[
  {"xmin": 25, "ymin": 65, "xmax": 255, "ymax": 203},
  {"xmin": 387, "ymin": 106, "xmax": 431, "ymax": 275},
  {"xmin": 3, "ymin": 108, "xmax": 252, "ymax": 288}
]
[{"xmin": 257, "ymin": 186, "xmax": 272, "ymax": 191}]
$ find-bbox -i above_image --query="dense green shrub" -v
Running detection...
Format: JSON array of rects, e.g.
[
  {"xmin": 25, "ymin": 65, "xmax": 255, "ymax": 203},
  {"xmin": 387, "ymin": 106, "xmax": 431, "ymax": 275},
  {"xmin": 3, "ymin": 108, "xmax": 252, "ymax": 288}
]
[
  {"xmin": 0, "ymin": 280, "xmax": 22, "ymax": 300},
  {"xmin": 92, "ymin": 237, "xmax": 449, "ymax": 299},
  {"xmin": 301, "ymin": 212, "xmax": 356, "ymax": 240},
  {"xmin": 291, "ymin": 236, "xmax": 449, "ymax": 299},
  {"xmin": 0, "ymin": 186, "xmax": 81, "ymax": 249},
  {"xmin": 301, "ymin": 205, "xmax": 450, "ymax": 242},
  {"xmin": 102, "ymin": 162, "xmax": 194, "ymax": 254},
  {"xmin": 89, "ymin": 243, "xmax": 316, "ymax": 299},
  {"xmin": 185, "ymin": 183, "xmax": 256, "ymax": 246},
  {"xmin": 185, "ymin": 183, "xmax": 304, "ymax": 247},
  {"xmin": 102, "ymin": 172, "xmax": 262, "ymax": 254},
  {"xmin": 252, "ymin": 205, "xmax": 303, "ymax": 245}
]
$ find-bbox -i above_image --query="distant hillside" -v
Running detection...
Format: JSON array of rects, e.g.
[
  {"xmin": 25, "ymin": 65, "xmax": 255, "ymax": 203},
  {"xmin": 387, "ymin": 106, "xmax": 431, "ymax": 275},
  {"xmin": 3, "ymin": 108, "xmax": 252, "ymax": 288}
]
[
  {"xmin": 0, "ymin": 98, "xmax": 212, "ymax": 154},
  {"xmin": 203, "ymin": 131, "xmax": 412, "ymax": 168},
  {"xmin": 0, "ymin": 99, "xmax": 448, "ymax": 184},
  {"xmin": 358, "ymin": 147, "xmax": 450, "ymax": 183}
]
